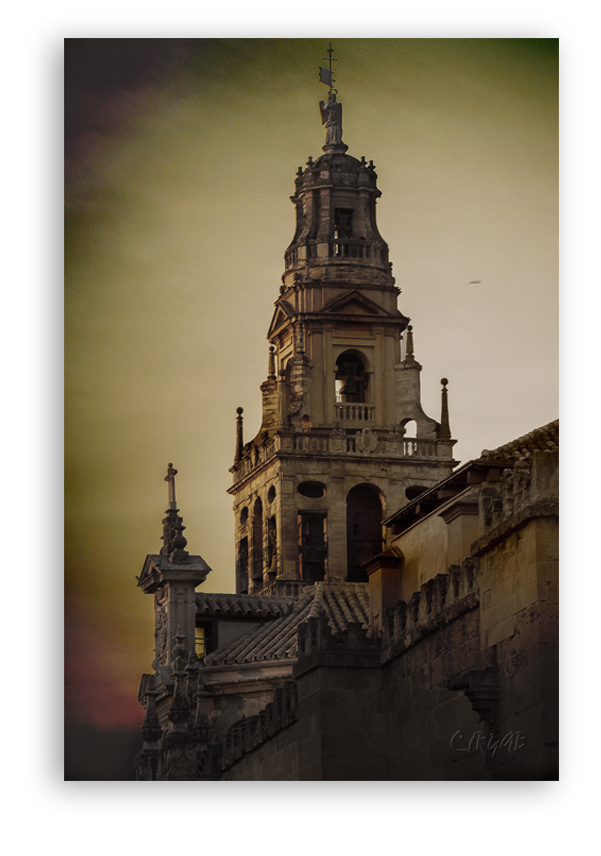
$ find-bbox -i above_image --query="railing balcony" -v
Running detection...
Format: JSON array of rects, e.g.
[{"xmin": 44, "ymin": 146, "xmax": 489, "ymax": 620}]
[
  {"xmin": 334, "ymin": 403, "xmax": 374, "ymax": 423},
  {"xmin": 230, "ymin": 429, "xmax": 455, "ymax": 485},
  {"xmin": 284, "ymin": 239, "xmax": 389, "ymax": 269}
]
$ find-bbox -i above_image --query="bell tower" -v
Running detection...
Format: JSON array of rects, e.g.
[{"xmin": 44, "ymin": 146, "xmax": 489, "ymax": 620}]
[{"xmin": 229, "ymin": 49, "xmax": 458, "ymax": 595}]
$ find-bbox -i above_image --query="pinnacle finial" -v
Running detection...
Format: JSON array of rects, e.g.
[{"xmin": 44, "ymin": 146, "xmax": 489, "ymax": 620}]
[
  {"xmin": 401, "ymin": 324, "xmax": 422, "ymax": 370},
  {"xmin": 234, "ymin": 407, "xmax": 244, "ymax": 464},
  {"xmin": 279, "ymin": 369, "xmax": 288, "ymax": 428},
  {"xmin": 406, "ymin": 325, "xmax": 414, "ymax": 358},
  {"xmin": 439, "ymin": 378, "xmax": 452, "ymax": 440},
  {"xmin": 268, "ymin": 346, "xmax": 276, "ymax": 379},
  {"xmin": 139, "ymin": 675, "xmax": 163, "ymax": 744},
  {"xmin": 160, "ymin": 465, "xmax": 189, "ymax": 560}
]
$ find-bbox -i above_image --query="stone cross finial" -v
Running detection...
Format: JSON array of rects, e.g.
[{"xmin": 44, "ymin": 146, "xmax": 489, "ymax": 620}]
[{"xmin": 165, "ymin": 463, "xmax": 178, "ymax": 509}]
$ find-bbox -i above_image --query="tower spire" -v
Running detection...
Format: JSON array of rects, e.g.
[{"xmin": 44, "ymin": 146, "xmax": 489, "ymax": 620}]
[{"xmin": 228, "ymin": 61, "xmax": 459, "ymax": 594}]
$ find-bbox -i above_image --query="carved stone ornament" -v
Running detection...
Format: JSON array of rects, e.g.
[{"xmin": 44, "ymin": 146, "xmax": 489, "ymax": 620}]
[
  {"xmin": 356, "ymin": 427, "xmax": 379, "ymax": 453},
  {"xmin": 330, "ymin": 428, "xmax": 346, "ymax": 454},
  {"xmin": 155, "ymin": 601, "xmax": 168, "ymax": 666}
]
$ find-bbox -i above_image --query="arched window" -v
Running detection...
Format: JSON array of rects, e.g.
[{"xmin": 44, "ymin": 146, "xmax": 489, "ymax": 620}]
[
  {"xmin": 238, "ymin": 537, "xmax": 249, "ymax": 594},
  {"xmin": 252, "ymin": 497, "xmax": 263, "ymax": 581},
  {"xmin": 335, "ymin": 352, "xmax": 368, "ymax": 403},
  {"xmin": 298, "ymin": 513, "xmax": 327, "ymax": 582},
  {"xmin": 346, "ymin": 485, "xmax": 384, "ymax": 582},
  {"xmin": 267, "ymin": 516, "xmax": 277, "ymax": 571}
]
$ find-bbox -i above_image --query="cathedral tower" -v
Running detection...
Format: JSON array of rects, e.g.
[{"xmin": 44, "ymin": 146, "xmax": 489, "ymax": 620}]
[{"xmin": 229, "ymin": 62, "xmax": 457, "ymax": 595}]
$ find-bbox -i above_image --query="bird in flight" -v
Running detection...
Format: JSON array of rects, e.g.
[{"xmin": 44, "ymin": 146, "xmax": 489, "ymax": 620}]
[{"xmin": 467, "ymin": 280, "xmax": 481, "ymax": 284}]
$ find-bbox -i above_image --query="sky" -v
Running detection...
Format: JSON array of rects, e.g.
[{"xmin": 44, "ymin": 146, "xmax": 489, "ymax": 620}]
[{"xmin": 63, "ymin": 37, "xmax": 558, "ymax": 770}]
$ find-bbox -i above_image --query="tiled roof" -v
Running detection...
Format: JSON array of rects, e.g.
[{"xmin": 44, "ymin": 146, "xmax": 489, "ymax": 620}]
[
  {"xmin": 196, "ymin": 592, "xmax": 295, "ymax": 620},
  {"xmin": 479, "ymin": 419, "xmax": 559, "ymax": 462},
  {"xmin": 202, "ymin": 581, "xmax": 369, "ymax": 666}
]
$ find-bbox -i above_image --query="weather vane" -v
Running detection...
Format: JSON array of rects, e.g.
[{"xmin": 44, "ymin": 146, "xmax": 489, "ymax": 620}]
[
  {"xmin": 319, "ymin": 41, "xmax": 338, "ymax": 95},
  {"xmin": 319, "ymin": 42, "xmax": 343, "ymax": 146}
]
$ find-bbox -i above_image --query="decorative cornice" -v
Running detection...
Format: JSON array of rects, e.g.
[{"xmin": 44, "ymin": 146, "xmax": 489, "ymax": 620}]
[{"xmin": 137, "ymin": 553, "xmax": 212, "ymax": 594}]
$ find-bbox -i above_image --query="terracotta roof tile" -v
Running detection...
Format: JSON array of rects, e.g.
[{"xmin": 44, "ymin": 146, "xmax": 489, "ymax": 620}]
[
  {"xmin": 196, "ymin": 592, "xmax": 294, "ymax": 620},
  {"xmin": 479, "ymin": 419, "xmax": 558, "ymax": 463},
  {"xmin": 202, "ymin": 581, "xmax": 369, "ymax": 667}
]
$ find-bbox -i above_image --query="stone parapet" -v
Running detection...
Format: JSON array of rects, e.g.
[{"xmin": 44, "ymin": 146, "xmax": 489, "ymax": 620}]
[
  {"xmin": 229, "ymin": 428, "xmax": 456, "ymax": 487},
  {"xmin": 221, "ymin": 682, "xmax": 298, "ymax": 771},
  {"xmin": 294, "ymin": 615, "xmax": 380, "ymax": 677},
  {"xmin": 472, "ymin": 449, "xmax": 559, "ymax": 556},
  {"xmin": 383, "ymin": 561, "xmax": 479, "ymax": 656}
]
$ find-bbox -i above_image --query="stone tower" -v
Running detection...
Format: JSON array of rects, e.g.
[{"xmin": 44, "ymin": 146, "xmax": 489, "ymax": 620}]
[{"xmin": 228, "ymin": 79, "xmax": 457, "ymax": 596}]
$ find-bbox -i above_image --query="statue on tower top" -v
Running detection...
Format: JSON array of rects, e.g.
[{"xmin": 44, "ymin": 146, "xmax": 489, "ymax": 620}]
[
  {"xmin": 320, "ymin": 91, "xmax": 343, "ymax": 145},
  {"xmin": 318, "ymin": 42, "xmax": 343, "ymax": 146}
]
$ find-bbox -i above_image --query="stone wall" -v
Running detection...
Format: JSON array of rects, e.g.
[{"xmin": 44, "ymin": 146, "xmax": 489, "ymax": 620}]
[
  {"xmin": 218, "ymin": 512, "xmax": 557, "ymax": 780},
  {"xmin": 220, "ymin": 682, "xmax": 299, "ymax": 780},
  {"xmin": 222, "ymin": 724, "xmax": 300, "ymax": 781},
  {"xmin": 208, "ymin": 450, "xmax": 559, "ymax": 780}
]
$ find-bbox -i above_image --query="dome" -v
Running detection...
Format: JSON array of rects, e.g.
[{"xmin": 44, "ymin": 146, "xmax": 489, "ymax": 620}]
[{"xmin": 312, "ymin": 151, "xmax": 363, "ymax": 171}]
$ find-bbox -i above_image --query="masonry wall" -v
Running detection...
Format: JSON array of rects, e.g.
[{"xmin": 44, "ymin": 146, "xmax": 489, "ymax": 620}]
[
  {"xmin": 222, "ymin": 723, "xmax": 299, "ymax": 781},
  {"xmin": 296, "ymin": 659, "xmax": 389, "ymax": 780},
  {"xmin": 383, "ymin": 602, "xmax": 488, "ymax": 780},
  {"xmin": 476, "ymin": 515, "xmax": 559, "ymax": 779},
  {"xmin": 217, "ymin": 453, "xmax": 558, "ymax": 780}
]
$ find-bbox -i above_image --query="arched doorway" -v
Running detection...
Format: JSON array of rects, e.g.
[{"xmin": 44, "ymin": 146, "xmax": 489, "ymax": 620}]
[{"xmin": 346, "ymin": 485, "xmax": 384, "ymax": 582}]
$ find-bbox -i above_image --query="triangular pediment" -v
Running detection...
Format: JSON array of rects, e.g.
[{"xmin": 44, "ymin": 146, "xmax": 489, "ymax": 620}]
[
  {"xmin": 319, "ymin": 290, "xmax": 390, "ymax": 317},
  {"xmin": 268, "ymin": 299, "xmax": 296, "ymax": 337}
]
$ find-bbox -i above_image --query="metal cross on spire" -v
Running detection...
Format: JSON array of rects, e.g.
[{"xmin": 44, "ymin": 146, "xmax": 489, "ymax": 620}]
[
  {"xmin": 319, "ymin": 41, "xmax": 339, "ymax": 94},
  {"xmin": 165, "ymin": 463, "xmax": 178, "ymax": 509}
]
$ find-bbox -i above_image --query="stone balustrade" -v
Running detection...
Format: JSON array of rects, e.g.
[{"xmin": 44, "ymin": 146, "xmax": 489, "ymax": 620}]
[
  {"xmin": 230, "ymin": 428, "xmax": 455, "ymax": 485},
  {"xmin": 284, "ymin": 239, "xmax": 388, "ymax": 268},
  {"xmin": 334, "ymin": 402, "xmax": 374, "ymax": 423}
]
